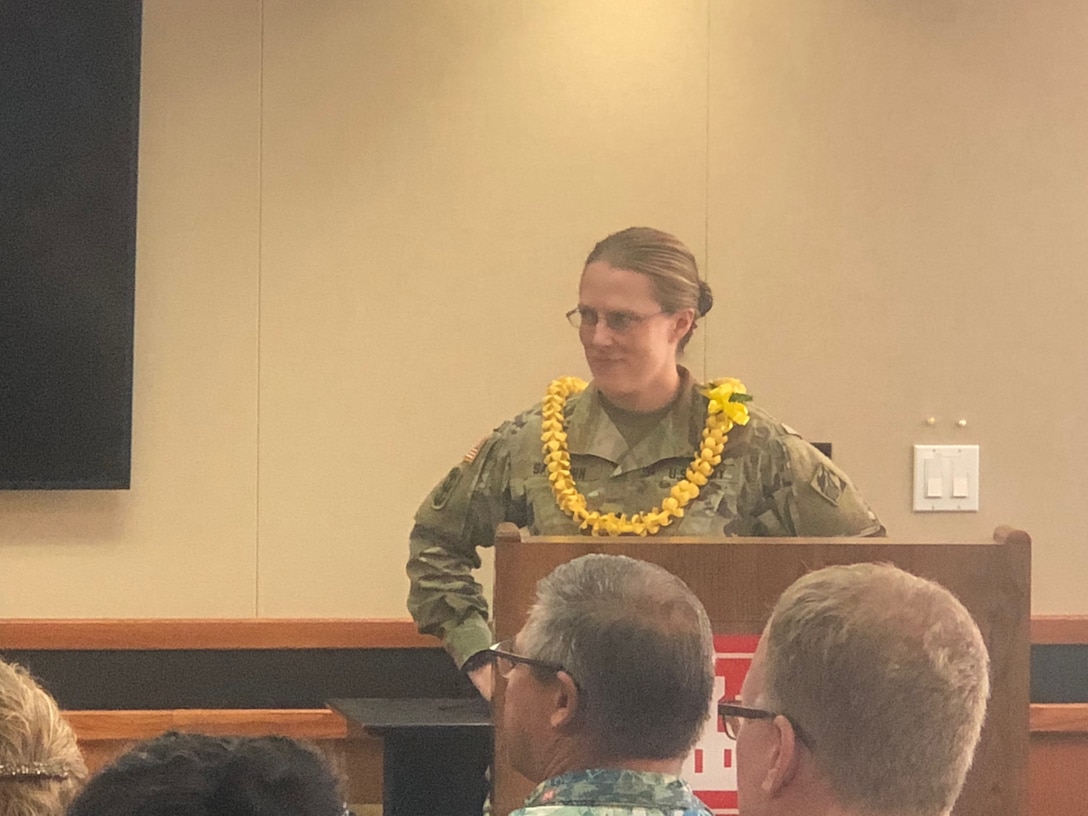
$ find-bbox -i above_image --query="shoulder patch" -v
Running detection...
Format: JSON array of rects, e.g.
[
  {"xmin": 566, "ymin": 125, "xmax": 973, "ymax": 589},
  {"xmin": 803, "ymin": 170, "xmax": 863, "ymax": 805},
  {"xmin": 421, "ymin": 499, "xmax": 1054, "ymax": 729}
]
[
  {"xmin": 463, "ymin": 435, "xmax": 490, "ymax": 464},
  {"xmin": 430, "ymin": 466, "xmax": 463, "ymax": 510},
  {"xmin": 810, "ymin": 465, "xmax": 845, "ymax": 506}
]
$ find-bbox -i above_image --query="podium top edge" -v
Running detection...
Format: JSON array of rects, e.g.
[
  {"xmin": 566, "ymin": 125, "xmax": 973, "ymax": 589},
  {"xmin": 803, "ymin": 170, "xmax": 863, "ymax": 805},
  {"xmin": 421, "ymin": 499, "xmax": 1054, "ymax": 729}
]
[{"xmin": 495, "ymin": 536, "xmax": 1023, "ymax": 547}]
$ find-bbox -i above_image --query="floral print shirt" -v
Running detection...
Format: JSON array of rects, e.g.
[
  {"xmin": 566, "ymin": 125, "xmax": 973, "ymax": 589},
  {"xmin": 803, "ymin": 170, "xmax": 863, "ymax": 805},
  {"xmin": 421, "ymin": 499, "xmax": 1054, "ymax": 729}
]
[{"xmin": 509, "ymin": 768, "xmax": 713, "ymax": 816}]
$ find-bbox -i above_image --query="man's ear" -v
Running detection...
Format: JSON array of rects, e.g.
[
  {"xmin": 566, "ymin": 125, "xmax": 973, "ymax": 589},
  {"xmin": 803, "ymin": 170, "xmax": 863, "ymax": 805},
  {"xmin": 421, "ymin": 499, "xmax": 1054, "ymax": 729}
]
[
  {"xmin": 761, "ymin": 715, "xmax": 802, "ymax": 796},
  {"xmin": 549, "ymin": 671, "xmax": 581, "ymax": 731}
]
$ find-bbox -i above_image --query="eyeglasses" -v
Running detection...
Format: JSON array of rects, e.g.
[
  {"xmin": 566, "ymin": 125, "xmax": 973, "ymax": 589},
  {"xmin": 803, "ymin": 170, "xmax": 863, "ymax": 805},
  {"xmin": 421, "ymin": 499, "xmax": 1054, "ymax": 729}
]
[
  {"xmin": 565, "ymin": 305, "xmax": 666, "ymax": 334},
  {"xmin": 717, "ymin": 699, "xmax": 812, "ymax": 748},
  {"xmin": 717, "ymin": 699, "xmax": 779, "ymax": 740},
  {"xmin": 487, "ymin": 639, "xmax": 566, "ymax": 679}
]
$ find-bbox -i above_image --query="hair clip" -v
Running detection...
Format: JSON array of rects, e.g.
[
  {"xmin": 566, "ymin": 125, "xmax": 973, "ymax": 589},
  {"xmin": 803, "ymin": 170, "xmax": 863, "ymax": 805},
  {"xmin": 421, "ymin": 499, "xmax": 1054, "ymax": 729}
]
[{"xmin": 0, "ymin": 761, "xmax": 71, "ymax": 781}]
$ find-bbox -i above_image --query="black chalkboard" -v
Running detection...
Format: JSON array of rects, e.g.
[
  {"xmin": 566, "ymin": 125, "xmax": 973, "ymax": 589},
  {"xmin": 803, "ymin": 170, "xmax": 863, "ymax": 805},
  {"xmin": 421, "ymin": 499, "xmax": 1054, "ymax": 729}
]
[{"xmin": 0, "ymin": 0, "xmax": 141, "ymax": 489}]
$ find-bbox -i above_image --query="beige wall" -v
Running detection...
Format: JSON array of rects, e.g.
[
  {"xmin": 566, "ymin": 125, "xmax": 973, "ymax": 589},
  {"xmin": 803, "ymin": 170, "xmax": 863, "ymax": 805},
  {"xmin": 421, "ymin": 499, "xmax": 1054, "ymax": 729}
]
[{"xmin": 1, "ymin": 0, "xmax": 1084, "ymax": 617}]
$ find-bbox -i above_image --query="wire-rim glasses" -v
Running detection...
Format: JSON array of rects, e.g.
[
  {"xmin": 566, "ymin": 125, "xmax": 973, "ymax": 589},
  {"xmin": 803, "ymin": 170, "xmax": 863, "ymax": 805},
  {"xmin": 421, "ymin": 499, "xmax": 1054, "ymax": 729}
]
[
  {"xmin": 565, "ymin": 305, "xmax": 666, "ymax": 334},
  {"xmin": 487, "ymin": 640, "xmax": 566, "ymax": 679}
]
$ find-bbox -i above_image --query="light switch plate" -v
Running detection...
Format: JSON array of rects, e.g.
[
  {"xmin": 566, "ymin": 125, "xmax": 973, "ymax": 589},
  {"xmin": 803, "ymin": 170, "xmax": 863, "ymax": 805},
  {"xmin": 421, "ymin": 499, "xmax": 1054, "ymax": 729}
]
[{"xmin": 913, "ymin": 445, "xmax": 979, "ymax": 512}]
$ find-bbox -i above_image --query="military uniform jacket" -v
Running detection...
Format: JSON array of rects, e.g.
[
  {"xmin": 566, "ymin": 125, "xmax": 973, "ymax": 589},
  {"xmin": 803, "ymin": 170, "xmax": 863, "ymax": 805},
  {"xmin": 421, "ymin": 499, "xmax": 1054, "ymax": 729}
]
[
  {"xmin": 509, "ymin": 768, "xmax": 713, "ymax": 816},
  {"xmin": 407, "ymin": 370, "xmax": 884, "ymax": 666}
]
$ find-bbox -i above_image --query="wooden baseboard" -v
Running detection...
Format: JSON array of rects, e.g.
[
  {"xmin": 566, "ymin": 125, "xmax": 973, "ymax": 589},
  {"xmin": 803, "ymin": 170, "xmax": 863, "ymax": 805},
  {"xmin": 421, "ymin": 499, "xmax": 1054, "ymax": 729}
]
[
  {"xmin": 66, "ymin": 708, "xmax": 348, "ymax": 741},
  {"xmin": 64, "ymin": 702, "xmax": 1088, "ymax": 741},
  {"xmin": 1030, "ymin": 704, "xmax": 1088, "ymax": 734}
]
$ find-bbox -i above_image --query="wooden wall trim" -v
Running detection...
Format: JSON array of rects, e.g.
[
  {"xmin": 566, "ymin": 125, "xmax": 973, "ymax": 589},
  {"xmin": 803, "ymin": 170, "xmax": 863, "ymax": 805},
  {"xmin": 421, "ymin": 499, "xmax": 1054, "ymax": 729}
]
[
  {"xmin": 0, "ymin": 619, "xmax": 437, "ymax": 650},
  {"xmin": 1030, "ymin": 704, "xmax": 1088, "ymax": 734},
  {"xmin": 66, "ymin": 709, "xmax": 349, "ymax": 741},
  {"xmin": 1031, "ymin": 616, "xmax": 1088, "ymax": 645},
  {"xmin": 64, "ymin": 704, "xmax": 1087, "ymax": 743},
  {"xmin": 2, "ymin": 613, "xmax": 1084, "ymax": 649},
  {"xmin": 2, "ymin": 613, "xmax": 1079, "ymax": 652}
]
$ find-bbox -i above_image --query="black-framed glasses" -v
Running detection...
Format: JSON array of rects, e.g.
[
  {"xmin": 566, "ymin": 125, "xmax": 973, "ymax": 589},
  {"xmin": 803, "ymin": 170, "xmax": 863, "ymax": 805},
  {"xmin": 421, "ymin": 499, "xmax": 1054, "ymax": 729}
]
[
  {"xmin": 487, "ymin": 640, "xmax": 566, "ymax": 679},
  {"xmin": 717, "ymin": 699, "xmax": 778, "ymax": 740},
  {"xmin": 718, "ymin": 698, "xmax": 812, "ymax": 748},
  {"xmin": 565, "ymin": 305, "xmax": 666, "ymax": 334}
]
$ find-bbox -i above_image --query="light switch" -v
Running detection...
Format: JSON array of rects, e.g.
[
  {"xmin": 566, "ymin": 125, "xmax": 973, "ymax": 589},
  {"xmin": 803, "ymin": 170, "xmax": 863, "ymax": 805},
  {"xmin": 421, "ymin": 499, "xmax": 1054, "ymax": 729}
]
[
  {"xmin": 951, "ymin": 459, "xmax": 970, "ymax": 498},
  {"xmin": 913, "ymin": 445, "xmax": 979, "ymax": 512},
  {"xmin": 924, "ymin": 458, "xmax": 943, "ymax": 498}
]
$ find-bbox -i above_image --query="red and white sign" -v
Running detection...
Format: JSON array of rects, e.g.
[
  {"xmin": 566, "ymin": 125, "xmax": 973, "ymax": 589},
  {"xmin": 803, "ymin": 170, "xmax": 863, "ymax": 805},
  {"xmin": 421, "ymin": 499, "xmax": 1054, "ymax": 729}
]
[{"xmin": 681, "ymin": 633, "xmax": 760, "ymax": 816}]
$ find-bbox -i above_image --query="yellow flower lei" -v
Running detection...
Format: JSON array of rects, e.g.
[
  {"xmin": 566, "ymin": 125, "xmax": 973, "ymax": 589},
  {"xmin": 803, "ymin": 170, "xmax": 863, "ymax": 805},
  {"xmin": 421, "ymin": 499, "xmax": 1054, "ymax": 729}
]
[{"xmin": 541, "ymin": 376, "xmax": 752, "ymax": 536}]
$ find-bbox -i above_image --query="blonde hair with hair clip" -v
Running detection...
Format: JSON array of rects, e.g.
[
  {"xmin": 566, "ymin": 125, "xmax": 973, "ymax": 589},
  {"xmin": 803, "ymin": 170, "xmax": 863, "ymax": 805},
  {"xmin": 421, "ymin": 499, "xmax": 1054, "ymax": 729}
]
[{"xmin": 0, "ymin": 661, "xmax": 87, "ymax": 816}]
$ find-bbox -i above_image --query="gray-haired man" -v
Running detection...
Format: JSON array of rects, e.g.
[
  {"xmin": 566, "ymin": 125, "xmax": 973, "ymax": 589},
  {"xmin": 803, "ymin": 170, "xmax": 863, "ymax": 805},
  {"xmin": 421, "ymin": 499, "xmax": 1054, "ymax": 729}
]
[{"xmin": 491, "ymin": 553, "xmax": 715, "ymax": 816}]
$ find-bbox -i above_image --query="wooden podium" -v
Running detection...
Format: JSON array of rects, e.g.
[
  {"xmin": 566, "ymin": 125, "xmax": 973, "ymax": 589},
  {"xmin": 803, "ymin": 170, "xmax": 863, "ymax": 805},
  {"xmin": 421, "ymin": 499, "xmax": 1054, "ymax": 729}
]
[{"xmin": 490, "ymin": 526, "xmax": 1030, "ymax": 816}]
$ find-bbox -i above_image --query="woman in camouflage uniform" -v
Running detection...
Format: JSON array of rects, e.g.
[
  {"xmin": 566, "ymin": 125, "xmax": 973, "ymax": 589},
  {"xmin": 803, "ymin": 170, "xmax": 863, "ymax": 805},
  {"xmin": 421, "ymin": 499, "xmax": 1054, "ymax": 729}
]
[{"xmin": 407, "ymin": 227, "xmax": 883, "ymax": 699}]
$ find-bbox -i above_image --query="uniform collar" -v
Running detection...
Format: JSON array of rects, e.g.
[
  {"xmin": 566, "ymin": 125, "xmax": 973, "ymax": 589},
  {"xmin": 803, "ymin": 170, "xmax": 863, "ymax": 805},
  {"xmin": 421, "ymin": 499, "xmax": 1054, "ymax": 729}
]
[{"xmin": 566, "ymin": 368, "xmax": 702, "ymax": 474}]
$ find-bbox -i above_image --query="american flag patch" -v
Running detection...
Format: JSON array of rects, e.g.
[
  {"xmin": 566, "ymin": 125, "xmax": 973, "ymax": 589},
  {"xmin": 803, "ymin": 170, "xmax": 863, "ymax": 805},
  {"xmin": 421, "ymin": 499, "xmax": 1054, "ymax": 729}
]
[{"xmin": 463, "ymin": 435, "xmax": 489, "ymax": 464}]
